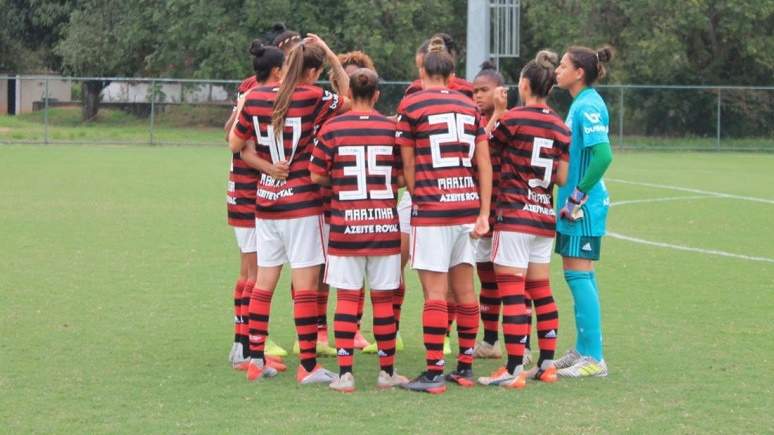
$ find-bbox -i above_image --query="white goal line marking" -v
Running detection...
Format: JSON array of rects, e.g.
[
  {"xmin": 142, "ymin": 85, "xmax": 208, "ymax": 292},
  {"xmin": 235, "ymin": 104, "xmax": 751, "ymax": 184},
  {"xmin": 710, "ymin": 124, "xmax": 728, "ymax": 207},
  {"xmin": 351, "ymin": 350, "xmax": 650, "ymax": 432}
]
[
  {"xmin": 610, "ymin": 195, "xmax": 715, "ymax": 207},
  {"xmin": 606, "ymin": 178, "xmax": 774, "ymax": 205},
  {"xmin": 607, "ymin": 232, "xmax": 774, "ymax": 264}
]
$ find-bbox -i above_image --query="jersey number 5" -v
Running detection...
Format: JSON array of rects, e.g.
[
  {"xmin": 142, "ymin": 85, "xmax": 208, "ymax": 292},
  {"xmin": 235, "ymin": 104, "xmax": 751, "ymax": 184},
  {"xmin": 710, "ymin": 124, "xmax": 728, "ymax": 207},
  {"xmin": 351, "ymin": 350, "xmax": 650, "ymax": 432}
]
[
  {"xmin": 338, "ymin": 145, "xmax": 394, "ymax": 201},
  {"xmin": 253, "ymin": 117, "xmax": 302, "ymax": 164},
  {"xmin": 427, "ymin": 113, "xmax": 476, "ymax": 168},
  {"xmin": 528, "ymin": 137, "xmax": 554, "ymax": 189}
]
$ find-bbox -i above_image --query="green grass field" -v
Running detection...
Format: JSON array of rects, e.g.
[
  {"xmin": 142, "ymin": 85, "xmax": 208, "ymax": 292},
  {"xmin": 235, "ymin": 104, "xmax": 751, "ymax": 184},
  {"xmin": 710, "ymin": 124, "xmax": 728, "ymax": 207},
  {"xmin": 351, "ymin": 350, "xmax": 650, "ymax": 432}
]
[{"xmin": 1, "ymin": 145, "xmax": 772, "ymax": 433}]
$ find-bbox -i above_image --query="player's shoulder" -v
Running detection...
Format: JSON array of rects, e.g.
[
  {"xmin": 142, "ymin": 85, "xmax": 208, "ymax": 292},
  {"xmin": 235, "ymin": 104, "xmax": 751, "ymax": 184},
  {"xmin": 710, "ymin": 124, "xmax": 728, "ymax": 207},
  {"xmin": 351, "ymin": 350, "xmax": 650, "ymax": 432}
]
[
  {"xmin": 238, "ymin": 75, "xmax": 258, "ymax": 93},
  {"xmin": 449, "ymin": 76, "xmax": 475, "ymax": 98}
]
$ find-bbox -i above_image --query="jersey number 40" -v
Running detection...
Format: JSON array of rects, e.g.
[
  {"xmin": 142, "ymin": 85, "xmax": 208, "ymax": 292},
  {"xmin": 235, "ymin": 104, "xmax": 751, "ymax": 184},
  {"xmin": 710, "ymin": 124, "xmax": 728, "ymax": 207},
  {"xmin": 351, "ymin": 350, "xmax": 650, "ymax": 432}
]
[{"xmin": 252, "ymin": 116, "xmax": 302, "ymax": 164}]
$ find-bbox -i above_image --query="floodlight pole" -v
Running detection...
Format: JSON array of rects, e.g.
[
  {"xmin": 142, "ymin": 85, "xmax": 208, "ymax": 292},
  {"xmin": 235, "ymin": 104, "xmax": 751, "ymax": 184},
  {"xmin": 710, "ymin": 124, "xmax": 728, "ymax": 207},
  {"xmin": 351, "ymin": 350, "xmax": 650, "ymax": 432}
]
[{"xmin": 466, "ymin": 0, "xmax": 490, "ymax": 81}]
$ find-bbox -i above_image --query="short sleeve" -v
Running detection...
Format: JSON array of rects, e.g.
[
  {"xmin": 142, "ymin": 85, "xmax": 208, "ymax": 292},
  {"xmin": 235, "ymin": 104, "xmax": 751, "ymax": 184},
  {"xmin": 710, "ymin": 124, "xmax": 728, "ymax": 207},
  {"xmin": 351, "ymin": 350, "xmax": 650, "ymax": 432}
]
[
  {"xmin": 314, "ymin": 89, "xmax": 345, "ymax": 127},
  {"xmin": 233, "ymin": 102, "xmax": 254, "ymax": 141},
  {"xmin": 474, "ymin": 112, "xmax": 487, "ymax": 144},
  {"xmin": 309, "ymin": 127, "xmax": 334, "ymax": 176},
  {"xmin": 578, "ymin": 102, "xmax": 609, "ymax": 148},
  {"xmin": 395, "ymin": 101, "xmax": 415, "ymax": 148}
]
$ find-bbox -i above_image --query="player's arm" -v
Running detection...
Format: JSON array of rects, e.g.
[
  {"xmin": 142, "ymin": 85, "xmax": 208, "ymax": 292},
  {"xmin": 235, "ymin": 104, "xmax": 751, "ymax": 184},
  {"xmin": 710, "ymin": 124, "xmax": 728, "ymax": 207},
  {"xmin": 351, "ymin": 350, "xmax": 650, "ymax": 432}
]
[
  {"xmin": 306, "ymin": 33, "xmax": 351, "ymax": 110},
  {"xmin": 400, "ymin": 147, "xmax": 415, "ymax": 195},
  {"xmin": 484, "ymin": 87, "xmax": 508, "ymax": 135},
  {"xmin": 556, "ymin": 160, "xmax": 569, "ymax": 187},
  {"xmin": 472, "ymin": 139, "xmax": 493, "ymax": 238},
  {"xmin": 577, "ymin": 142, "xmax": 613, "ymax": 192},
  {"xmin": 225, "ymin": 93, "xmax": 249, "ymax": 143},
  {"xmin": 240, "ymin": 144, "xmax": 289, "ymax": 180},
  {"xmin": 310, "ymin": 136, "xmax": 334, "ymax": 186}
]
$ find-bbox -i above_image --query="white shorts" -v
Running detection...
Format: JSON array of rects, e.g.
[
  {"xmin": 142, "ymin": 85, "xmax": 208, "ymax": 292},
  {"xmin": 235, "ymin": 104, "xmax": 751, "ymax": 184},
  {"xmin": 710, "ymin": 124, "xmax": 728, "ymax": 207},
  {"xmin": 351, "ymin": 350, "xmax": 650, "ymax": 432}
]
[
  {"xmin": 410, "ymin": 224, "xmax": 476, "ymax": 272},
  {"xmin": 255, "ymin": 215, "xmax": 326, "ymax": 268},
  {"xmin": 491, "ymin": 230, "xmax": 553, "ymax": 268},
  {"xmin": 475, "ymin": 237, "xmax": 493, "ymax": 263},
  {"xmin": 397, "ymin": 192, "xmax": 412, "ymax": 234},
  {"xmin": 325, "ymin": 254, "xmax": 401, "ymax": 291},
  {"xmin": 234, "ymin": 227, "xmax": 257, "ymax": 254},
  {"xmin": 322, "ymin": 222, "xmax": 331, "ymax": 254}
]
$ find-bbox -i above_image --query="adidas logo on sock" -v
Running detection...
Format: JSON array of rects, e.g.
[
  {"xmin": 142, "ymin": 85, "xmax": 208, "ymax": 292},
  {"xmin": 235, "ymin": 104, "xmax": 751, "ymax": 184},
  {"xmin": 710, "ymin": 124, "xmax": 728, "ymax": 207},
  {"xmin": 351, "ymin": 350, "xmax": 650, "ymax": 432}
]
[
  {"xmin": 337, "ymin": 348, "xmax": 350, "ymax": 356},
  {"xmin": 545, "ymin": 330, "xmax": 557, "ymax": 338},
  {"xmin": 435, "ymin": 359, "xmax": 445, "ymax": 367},
  {"xmin": 520, "ymin": 336, "xmax": 528, "ymax": 344},
  {"xmin": 582, "ymin": 242, "xmax": 592, "ymax": 251},
  {"xmin": 378, "ymin": 350, "xmax": 387, "ymax": 357},
  {"xmin": 464, "ymin": 347, "xmax": 475, "ymax": 355},
  {"xmin": 248, "ymin": 335, "xmax": 265, "ymax": 343},
  {"xmin": 234, "ymin": 316, "xmax": 241, "ymax": 324}
]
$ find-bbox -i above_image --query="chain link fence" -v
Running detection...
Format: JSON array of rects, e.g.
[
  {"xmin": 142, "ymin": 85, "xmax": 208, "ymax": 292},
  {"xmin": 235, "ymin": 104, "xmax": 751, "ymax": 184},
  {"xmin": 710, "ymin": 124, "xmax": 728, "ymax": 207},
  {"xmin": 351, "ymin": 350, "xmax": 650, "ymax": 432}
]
[{"xmin": 1, "ymin": 75, "xmax": 772, "ymax": 151}]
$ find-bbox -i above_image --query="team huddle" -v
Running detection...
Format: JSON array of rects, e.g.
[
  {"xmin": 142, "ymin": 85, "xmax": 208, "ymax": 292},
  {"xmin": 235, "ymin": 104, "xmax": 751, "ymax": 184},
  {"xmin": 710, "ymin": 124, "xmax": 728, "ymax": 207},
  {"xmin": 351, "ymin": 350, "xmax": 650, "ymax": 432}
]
[{"xmin": 224, "ymin": 25, "xmax": 614, "ymax": 393}]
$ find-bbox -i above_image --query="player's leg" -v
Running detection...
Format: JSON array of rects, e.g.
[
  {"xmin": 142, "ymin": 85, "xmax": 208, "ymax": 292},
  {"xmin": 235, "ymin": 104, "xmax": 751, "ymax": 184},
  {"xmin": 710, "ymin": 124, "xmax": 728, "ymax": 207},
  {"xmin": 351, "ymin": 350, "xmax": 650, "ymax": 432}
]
[
  {"xmin": 474, "ymin": 236, "xmax": 502, "ymax": 359},
  {"xmin": 366, "ymin": 255, "xmax": 409, "ymax": 388},
  {"xmin": 325, "ymin": 255, "xmax": 364, "ymax": 393},
  {"xmin": 286, "ymin": 215, "xmax": 337, "ymax": 384},
  {"xmin": 229, "ymin": 228, "xmax": 253, "ymax": 366},
  {"xmin": 400, "ymin": 226, "xmax": 450, "ymax": 394},
  {"xmin": 522, "ymin": 236, "xmax": 559, "ymax": 382},
  {"xmin": 478, "ymin": 231, "xmax": 529, "ymax": 388}
]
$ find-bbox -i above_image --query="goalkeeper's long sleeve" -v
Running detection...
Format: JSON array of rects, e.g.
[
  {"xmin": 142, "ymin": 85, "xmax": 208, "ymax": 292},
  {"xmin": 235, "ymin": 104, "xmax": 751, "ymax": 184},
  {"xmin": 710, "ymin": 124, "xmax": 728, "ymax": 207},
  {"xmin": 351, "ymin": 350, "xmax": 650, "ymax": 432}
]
[{"xmin": 578, "ymin": 142, "xmax": 613, "ymax": 193}]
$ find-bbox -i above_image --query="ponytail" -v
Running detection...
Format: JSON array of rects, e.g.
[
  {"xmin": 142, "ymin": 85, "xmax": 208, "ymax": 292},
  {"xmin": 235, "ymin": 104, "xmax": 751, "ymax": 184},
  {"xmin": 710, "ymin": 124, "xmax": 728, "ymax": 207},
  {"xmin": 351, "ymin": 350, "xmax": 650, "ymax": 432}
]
[{"xmin": 271, "ymin": 43, "xmax": 324, "ymax": 139}]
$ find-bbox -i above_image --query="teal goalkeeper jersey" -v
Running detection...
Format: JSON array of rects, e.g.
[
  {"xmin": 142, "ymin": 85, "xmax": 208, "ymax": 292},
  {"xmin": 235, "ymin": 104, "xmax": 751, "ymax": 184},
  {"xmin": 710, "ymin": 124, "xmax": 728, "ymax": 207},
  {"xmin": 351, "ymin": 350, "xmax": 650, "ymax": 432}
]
[{"xmin": 556, "ymin": 87, "xmax": 611, "ymax": 237}]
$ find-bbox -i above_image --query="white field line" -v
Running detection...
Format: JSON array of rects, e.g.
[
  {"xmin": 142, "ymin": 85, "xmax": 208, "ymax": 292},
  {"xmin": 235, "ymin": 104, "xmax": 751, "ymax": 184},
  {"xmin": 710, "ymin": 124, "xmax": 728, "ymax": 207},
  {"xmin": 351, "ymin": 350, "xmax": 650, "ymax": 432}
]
[
  {"xmin": 606, "ymin": 180, "xmax": 774, "ymax": 263},
  {"xmin": 606, "ymin": 178, "xmax": 774, "ymax": 205}
]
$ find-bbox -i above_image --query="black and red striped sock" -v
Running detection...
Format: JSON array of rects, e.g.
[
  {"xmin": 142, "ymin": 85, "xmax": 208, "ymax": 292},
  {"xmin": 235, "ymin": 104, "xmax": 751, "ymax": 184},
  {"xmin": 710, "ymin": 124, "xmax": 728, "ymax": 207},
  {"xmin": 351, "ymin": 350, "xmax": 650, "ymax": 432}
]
[
  {"xmin": 293, "ymin": 290, "xmax": 318, "ymax": 372},
  {"xmin": 356, "ymin": 288, "xmax": 365, "ymax": 327},
  {"xmin": 392, "ymin": 282, "xmax": 405, "ymax": 332},
  {"xmin": 371, "ymin": 292, "xmax": 396, "ymax": 375},
  {"xmin": 239, "ymin": 280, "xmax": 254, "ymax": 358},
  {"xmin": 525, "ymin": 296, "xmax": 533, "ymax": 350},
  {"xmin": 247, "ymin": 287, "xmax": 273, "ymax": 362},
  {"xmin": 477, "ymin": 262, "xmax": 500, "ymax": 345},
  {"xmin": 233, "ymin": 279, "xmax": 246, "ymax": 343},
  {"xmin": 526, "ymin": 279, "xmax": 559, "ymax": 365},
  {"xmin": 333, "ymin": 289, "xmax": 359, "ymax": 376},
  {"xmin": 456, "ymin": 303, "xmax": 480, "ymax": 371},
  {"xmin": 446, "ymin": 300, "xmax": 457, "ymax": 338},
  {"xmin": 317, "ymin": 285, "xmax": 329, "ymax": 338},
  {"xmin": 423, "ymin": 299, "xmax": 448, "ymax": 375},
  {"xmin": 497, "ymin": 274, "xmax": 528, "ymax": 374}
]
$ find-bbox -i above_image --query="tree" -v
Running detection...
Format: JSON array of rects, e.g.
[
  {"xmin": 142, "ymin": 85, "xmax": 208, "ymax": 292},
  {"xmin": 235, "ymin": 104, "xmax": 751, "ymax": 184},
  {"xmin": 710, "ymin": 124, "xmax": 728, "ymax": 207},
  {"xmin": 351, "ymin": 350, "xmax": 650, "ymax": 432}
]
[{"xmin": 55, "ymin": 0, "xmax": 158, "ymax": 120}]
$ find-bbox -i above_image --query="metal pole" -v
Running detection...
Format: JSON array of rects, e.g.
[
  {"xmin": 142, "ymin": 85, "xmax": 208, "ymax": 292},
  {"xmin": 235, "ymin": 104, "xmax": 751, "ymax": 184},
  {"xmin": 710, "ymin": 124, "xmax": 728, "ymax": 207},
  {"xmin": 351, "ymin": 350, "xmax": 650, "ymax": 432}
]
[
  {"xmin": 716, "ymin": 88, "xmax": 721, "ymax": 149},
  {"xmin": 149, "ymin": 80, "xmax": 155, "ymax": 145},
  {"xmin": 44, "ymin": 77, "xmax": 49, "ymax": 144},
  {"xmin": 618, "ymin": 87, "xmax": 624, "ymax": 149}
]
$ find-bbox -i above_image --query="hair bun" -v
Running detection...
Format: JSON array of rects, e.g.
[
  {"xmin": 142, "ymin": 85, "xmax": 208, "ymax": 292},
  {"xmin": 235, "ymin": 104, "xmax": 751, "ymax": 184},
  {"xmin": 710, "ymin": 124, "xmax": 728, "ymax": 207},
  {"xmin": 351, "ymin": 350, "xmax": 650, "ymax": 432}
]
[
  {"xmin": 271, "ymin": 23, "xmax": 287, "ymax": 33},
  {"xmin": 479, "ymin": 60, "xmax": 497, "ymax": 71},
  {"xmin": 428, "ymin": 36, "xmax": 447, "ymax": 54},
  {"xmin": 535, "ymin": 50, "xmax": 559, "ymax": 69},
  {"xmin": 596, "ymin": 46, "xmax": 613, "ymax": 63},
  {"xmin": 249, "ymin": 39, "xmax": 266, "ymax": 56}
]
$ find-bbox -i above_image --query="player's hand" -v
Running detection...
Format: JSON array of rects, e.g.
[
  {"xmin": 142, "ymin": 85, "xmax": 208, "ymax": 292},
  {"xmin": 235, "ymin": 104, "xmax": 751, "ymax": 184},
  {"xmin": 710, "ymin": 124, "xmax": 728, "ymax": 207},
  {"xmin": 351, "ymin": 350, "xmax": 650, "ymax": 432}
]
[
  {"xmin": 304, "ymin": 33, "xmax": 331, "ymax": 54},
  {"xmin": 470, "ymin": 214, "xmax": 490, "ymax": 240},
  {"xmin": 493, "ymin": 86, "xmax": 508, "ymax": 114},
  {"xmin": 560, "ymin": 187, "xmax": 587, "ymax": 221},
  {"xmin": 269, "ymin": 161, "xmax": 290, "ymax": 180}
]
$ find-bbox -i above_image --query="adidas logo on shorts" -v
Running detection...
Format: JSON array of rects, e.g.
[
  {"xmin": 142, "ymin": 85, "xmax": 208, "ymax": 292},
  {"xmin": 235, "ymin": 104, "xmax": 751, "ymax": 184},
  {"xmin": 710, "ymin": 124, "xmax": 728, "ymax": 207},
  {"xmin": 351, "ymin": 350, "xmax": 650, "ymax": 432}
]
[{"xmin": 582, "ymin": 242, "xmax": 593, "ymax": 252}]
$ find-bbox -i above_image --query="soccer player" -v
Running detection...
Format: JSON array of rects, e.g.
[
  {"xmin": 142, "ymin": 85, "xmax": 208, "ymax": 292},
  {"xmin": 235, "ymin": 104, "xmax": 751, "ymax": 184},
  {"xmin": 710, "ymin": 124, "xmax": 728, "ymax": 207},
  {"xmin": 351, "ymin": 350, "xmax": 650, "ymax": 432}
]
[
  {"xmin": 477, "ymin": 50, "xmax": 570, "ymax": 388},
  {"xmin": 552, "ymin": 46, "xmax": 614, "ymax": 378},
  {"xmin": 224, "ymin": 40, "xmax": 288, "ymax": 369},
  {"xmin": 396, "ymin": 37, "xmax": 492, "ymax": 394},
  {"xmin": 310, "ymin": 68, "xmax": 410, "ymax": 392},
  {"xmin": 272, "ymin": 29, "xmax": 301, "ymax": 55},
  {"xmin": 229, "ymin": 34, "xmax": 351, "ymax": 384}
]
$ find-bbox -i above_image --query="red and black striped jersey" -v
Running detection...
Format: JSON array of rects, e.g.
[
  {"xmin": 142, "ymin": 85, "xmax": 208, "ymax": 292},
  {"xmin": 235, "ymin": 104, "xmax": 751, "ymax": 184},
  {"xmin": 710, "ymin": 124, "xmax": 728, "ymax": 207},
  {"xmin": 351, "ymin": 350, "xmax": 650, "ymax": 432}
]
[
  {"xmin": 490, "ymin": 105, "xmax": 570, "ymax": 237},
  {"xmin": 310, "ymin": 111, "xmax": 401, "ymax": 256},
  {"xmin": 233, "ymin": 84, "xmax": 343, "ymax": 219},
  {"xmin": 227, "ymin": 75, "xmax": 260, "ymax": 227},
  {"xmin": 396, "ymin": 88, "xmax": 486, "ymax": 227},
  {"xmin": 404, "ymin": 76, "xmax": 475, "ymax": 100},
  {"xmin": 236, "ymin": 75, "xmax": 258, "ymax": 102}
]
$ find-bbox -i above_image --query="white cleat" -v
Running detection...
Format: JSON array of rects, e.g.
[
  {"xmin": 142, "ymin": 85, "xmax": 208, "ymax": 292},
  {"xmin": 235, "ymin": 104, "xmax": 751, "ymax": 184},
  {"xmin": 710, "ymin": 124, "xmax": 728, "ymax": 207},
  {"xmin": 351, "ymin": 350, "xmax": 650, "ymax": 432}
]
[
  {"xmin": 329, "ymin": 372, "xmax": 356, "ymax": 393},
  {"xmin": 377, "ymin": 370, "xmax": 410, "ymax": 389},
  {"xmin": 557, "ymin": 357, "xmax": 608, "ymax": 378},
  {"xmin": 228, "ymin": 342, "xmax": 242, "ymax": 364},
  {"xmin": 553, "ymin": 348, "xmax": 581, "ymax": 369},
  {"xmin": 297, "ymin": 365, "xmax": 338, "ymax": 385},
  {"xmin": 473, "ymin": 340, "xmax": 502, "ymax": 359}
]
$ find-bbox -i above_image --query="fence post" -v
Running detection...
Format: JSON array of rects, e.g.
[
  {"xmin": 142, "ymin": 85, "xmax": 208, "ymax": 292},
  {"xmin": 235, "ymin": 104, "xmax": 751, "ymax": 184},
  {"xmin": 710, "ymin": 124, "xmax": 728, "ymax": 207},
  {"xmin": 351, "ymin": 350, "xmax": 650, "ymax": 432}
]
[
  {"xmin": 149, "ymin": 80, "xmax": 155, "ymax": 145},
  {"xmin": 618, "ymin": 86, "xmax": 624, "ymax": 149},
  {"xmin": 716, "ymin": 88, "xmax": 722, "ymax": 150},
  {"xmin": 44, "ymin": 77, "xmax": 49, "ymax": 144}
]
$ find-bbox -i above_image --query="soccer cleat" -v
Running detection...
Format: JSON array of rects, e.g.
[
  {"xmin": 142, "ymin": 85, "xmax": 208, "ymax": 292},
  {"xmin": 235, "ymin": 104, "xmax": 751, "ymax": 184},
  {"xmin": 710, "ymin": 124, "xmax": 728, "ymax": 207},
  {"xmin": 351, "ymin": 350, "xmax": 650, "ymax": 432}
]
[
  {"xmin": 296, "ymin": 364, "xmax": 338, "ymax": 385},
  {"xmin": 329, "ymin": 372, "xmax": 355, "ymax": 393},
  {"xmin": 443, "ymin": 336, "xmax": 452, "ymax": 355},
  {"xmin": 246, "ymin": 359, "xmax": 278, "ymax": 382},
  {"xmin": 265, "ymin": 338, "xmax": 288, "ymax": 357},
  {"xmin": 232, "ymin": 352, "xmax": 251, "ymax": 370},
  {"xmin": 228, "ymin": 342, "xmax": 240, "ymax": 364},
  {"xmin": 553, "ymin": 349, "xmax": 581, "ymax": 369},
  {"xmin": 557, "ymin": 357, "xmax": 608, "ymax": 378},
  {"xmin": 377, "ymin": 370, "xmax": 409, "ymax": 389},
  {"xmin": 523, "ymin": 347, "xmax": 533, "ymax": 368},
  {"xmin": 477, "ymin": 366, "xmax": 527, "ymax": 389},
  {"xmin": 526, "ymin": 361, "xmax": 558, "ymax": 383},
  {"xmin": 395, "ymin": 332, "xmax": 405, "ymax": 352},
  {"xmin": 473, "ymin": 340, "xmax": 502, "ymax": 359},
  {"xmin": 445, "ymin": 368, "xmax": 475, "ymax": 388},
  {"xmin": 316, "ymin": 340, "xmax": 338, "ymax": 357},
  {"xmin": 361, "ymin": 341, "xmax": 378, "ymax": 354},
  {"xmin": 265, "ymin": 355, "xmax": 287, "ymax": 372},
  {"xmin": 353, "ymin": 330, "xmax": 371, "ymax": 350},
  {"xmin": 399, "ymin": 372, "xmax": 447, "ymax": 394}
]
